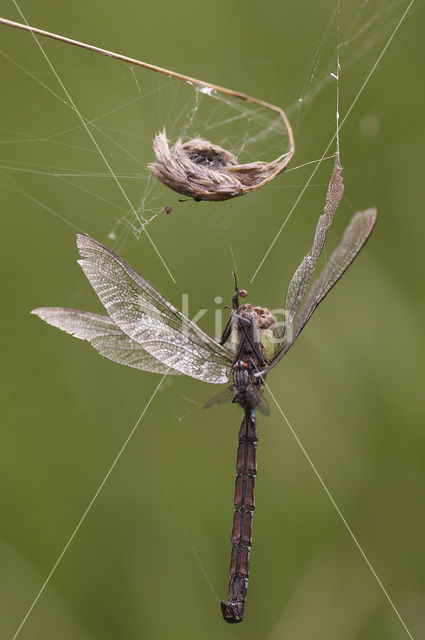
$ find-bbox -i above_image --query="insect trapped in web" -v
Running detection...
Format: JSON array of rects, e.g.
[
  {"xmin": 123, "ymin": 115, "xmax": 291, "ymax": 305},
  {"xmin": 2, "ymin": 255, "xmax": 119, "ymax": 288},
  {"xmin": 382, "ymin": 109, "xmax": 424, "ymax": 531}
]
[
  {"xmin": 0, "ymin": 17, "xmax": 295, "ymax": 206},
  {"xmin": 2, "ymin": 2, "xmax": 418, "ymax": 635},
  {"xmin": 32, "ymin": 156, "xmax": 377, "ymax": 622}
]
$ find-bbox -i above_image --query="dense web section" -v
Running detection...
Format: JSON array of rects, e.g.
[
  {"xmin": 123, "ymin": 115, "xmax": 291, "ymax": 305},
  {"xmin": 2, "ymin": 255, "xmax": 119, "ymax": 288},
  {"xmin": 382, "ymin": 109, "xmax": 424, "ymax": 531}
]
[
  {"xmin": 0, "ymin": 0, "xmax": 416, "ymax": 638},
  {"xmin": 0, "ymin": 0, "xmax": 409, "ymax": 247},
  {"xmin": 0, "ymin": 43, "xmax": 293, "ymax": 241}
]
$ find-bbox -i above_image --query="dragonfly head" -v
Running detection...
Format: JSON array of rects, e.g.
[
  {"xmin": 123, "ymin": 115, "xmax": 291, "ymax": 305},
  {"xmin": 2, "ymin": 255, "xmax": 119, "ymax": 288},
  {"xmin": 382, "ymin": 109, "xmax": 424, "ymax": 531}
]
[
  {"xmin": 233, "ymin": 305, "xmax": 279, "ymax": 364},
  {"xmin": 235, "ymin": 304, "xmax": 276, "ymax": 328}
]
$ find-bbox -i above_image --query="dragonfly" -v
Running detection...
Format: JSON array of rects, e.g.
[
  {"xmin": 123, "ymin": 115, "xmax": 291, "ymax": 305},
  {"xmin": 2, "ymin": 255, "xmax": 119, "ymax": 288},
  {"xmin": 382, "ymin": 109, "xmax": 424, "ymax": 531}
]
[{"xmin": 32, "ymin": 156, "xmax": 377, "ymax": 623}]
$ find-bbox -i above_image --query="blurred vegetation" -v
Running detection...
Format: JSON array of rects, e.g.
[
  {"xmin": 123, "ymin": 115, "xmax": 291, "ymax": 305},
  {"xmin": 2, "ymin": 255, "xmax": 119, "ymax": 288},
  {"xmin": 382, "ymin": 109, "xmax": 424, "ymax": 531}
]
[{"xmin": 1, "ymin": 1, "xmax": 424, "ymax": 639}]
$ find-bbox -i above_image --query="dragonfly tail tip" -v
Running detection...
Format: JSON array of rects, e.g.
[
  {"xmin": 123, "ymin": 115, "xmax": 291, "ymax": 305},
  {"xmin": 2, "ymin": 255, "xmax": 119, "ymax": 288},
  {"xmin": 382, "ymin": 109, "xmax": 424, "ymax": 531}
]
[{"xmin": 220, "ymin": 600, "xmax": 244, "ymax": 623}]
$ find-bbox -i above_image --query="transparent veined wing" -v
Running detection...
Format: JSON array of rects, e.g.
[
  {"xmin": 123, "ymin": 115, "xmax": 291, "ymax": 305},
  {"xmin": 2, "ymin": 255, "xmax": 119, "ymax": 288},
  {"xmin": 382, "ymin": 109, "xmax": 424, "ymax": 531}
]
[
  {"xmin": 260, "ymin": 207, "xmax": 378, "ymax": 375},
  {"xmin": 203, "ymin": 384, "xmax": 236, "ymax": 409},
  {"xmin": 76, "ymin": 234, "xmax": 234, "ymax": 384},
  {"xmin": 31, "ymin": 307, "xmax": 181, "ymax": 375},
  {"xmin": 282, "ymin": 155, "xmax": 344, "ymax": 340},
  {"xmin": 203, "ymin": 383, "xmax": 270, "ymax": 416}
]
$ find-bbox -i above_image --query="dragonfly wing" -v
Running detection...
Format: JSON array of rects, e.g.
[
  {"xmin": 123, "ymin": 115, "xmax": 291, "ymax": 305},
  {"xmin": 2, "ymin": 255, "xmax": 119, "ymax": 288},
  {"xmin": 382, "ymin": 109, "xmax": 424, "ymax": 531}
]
[
  {"xmin": 203, "ymin": 385, "xmax": 236, "ymax": 409},
  {"xmin": 283, "ymin": 156, "xmax": 344, "ymax": 337},
  {"xmin": 252, "ymin": 391, "xmax": 270, "ymax": 417},
  {"xmin": 31, "ymin": 307, "xmax": 181, "ymax": 375},
  {"xmin": 262, "ymin": 207, "xmax": 378, "ymax": 374},
  {"xmin": 76, "ymin": 234, "xmax": 233, "ymax": 384},
  {"xmin": 204, "ymin": 383, "xmax": 270, "ymax": 417}
]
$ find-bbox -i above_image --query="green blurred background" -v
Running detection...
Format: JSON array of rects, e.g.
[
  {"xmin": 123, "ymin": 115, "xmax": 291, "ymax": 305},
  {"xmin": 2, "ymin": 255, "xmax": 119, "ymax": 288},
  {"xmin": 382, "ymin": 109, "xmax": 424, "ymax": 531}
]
[{"xmin": 1, "ymin": 0, "xmax": 424, "ymax": 638}]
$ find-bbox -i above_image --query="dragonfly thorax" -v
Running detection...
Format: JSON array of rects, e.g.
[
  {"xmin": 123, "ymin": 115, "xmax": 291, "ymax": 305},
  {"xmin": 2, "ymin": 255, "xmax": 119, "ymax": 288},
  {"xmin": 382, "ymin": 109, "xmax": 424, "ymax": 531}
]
[
  {"xmin": 233, "ymin": 304, "xmax": 279, "ymax": 366},
  {"xmin": 231, "ymin": 360, "xmax": 264, "ymax": 412},
  {"xmin": 232, "ymin": 361, "xmax": 250, "ymax": 392}
]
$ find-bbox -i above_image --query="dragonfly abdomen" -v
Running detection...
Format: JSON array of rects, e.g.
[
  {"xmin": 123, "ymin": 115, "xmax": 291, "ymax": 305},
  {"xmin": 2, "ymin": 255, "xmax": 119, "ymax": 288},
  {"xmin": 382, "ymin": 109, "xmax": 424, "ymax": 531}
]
[{"xmin": 221, "ymin": 410, "xmax": 257, "ymax": 623}]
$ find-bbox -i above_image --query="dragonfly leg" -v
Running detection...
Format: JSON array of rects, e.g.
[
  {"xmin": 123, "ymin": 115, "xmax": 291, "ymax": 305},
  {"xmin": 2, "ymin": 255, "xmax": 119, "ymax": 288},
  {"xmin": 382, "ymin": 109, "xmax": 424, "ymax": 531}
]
[
  {"xmin": 232, "ymin": 272, "xmax": 248, "ymax": 310},
  {"xmin": 219, "ymin": 312, "xmax": 233, "ymax": 346},
  {"xmin": 237, "ymin": 316, "xmax": 266, "ymax": 367}
]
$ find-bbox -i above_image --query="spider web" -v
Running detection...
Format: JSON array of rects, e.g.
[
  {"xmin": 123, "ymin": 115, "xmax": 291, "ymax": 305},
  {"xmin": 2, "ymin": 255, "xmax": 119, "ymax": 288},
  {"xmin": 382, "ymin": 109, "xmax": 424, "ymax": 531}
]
[
  {"xmin": 0, "ymin": 0, "xmax": 407, "ymax": 250},
  {"xmin": 0, "ymin": 35, "xmax": 292, "ymax": 245},
  {"xmin": 0, "ymin": 0, "xmax": 418, "ymax": 638}
]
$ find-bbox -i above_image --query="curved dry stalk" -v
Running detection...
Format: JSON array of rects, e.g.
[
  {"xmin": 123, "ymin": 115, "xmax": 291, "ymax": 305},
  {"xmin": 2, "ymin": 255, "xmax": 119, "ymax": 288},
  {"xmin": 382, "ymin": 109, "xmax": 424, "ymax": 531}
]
[{"xmin": 0, "ymin": 17, "xmax": 295, "ymax": 202}]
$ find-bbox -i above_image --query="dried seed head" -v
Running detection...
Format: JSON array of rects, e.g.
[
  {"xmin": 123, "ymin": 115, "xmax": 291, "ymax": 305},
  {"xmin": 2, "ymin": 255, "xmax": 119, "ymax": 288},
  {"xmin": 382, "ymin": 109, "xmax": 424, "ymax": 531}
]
[{"xmin": 148, "ymin": 129, "xmax": 292, "ymax": 202}]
